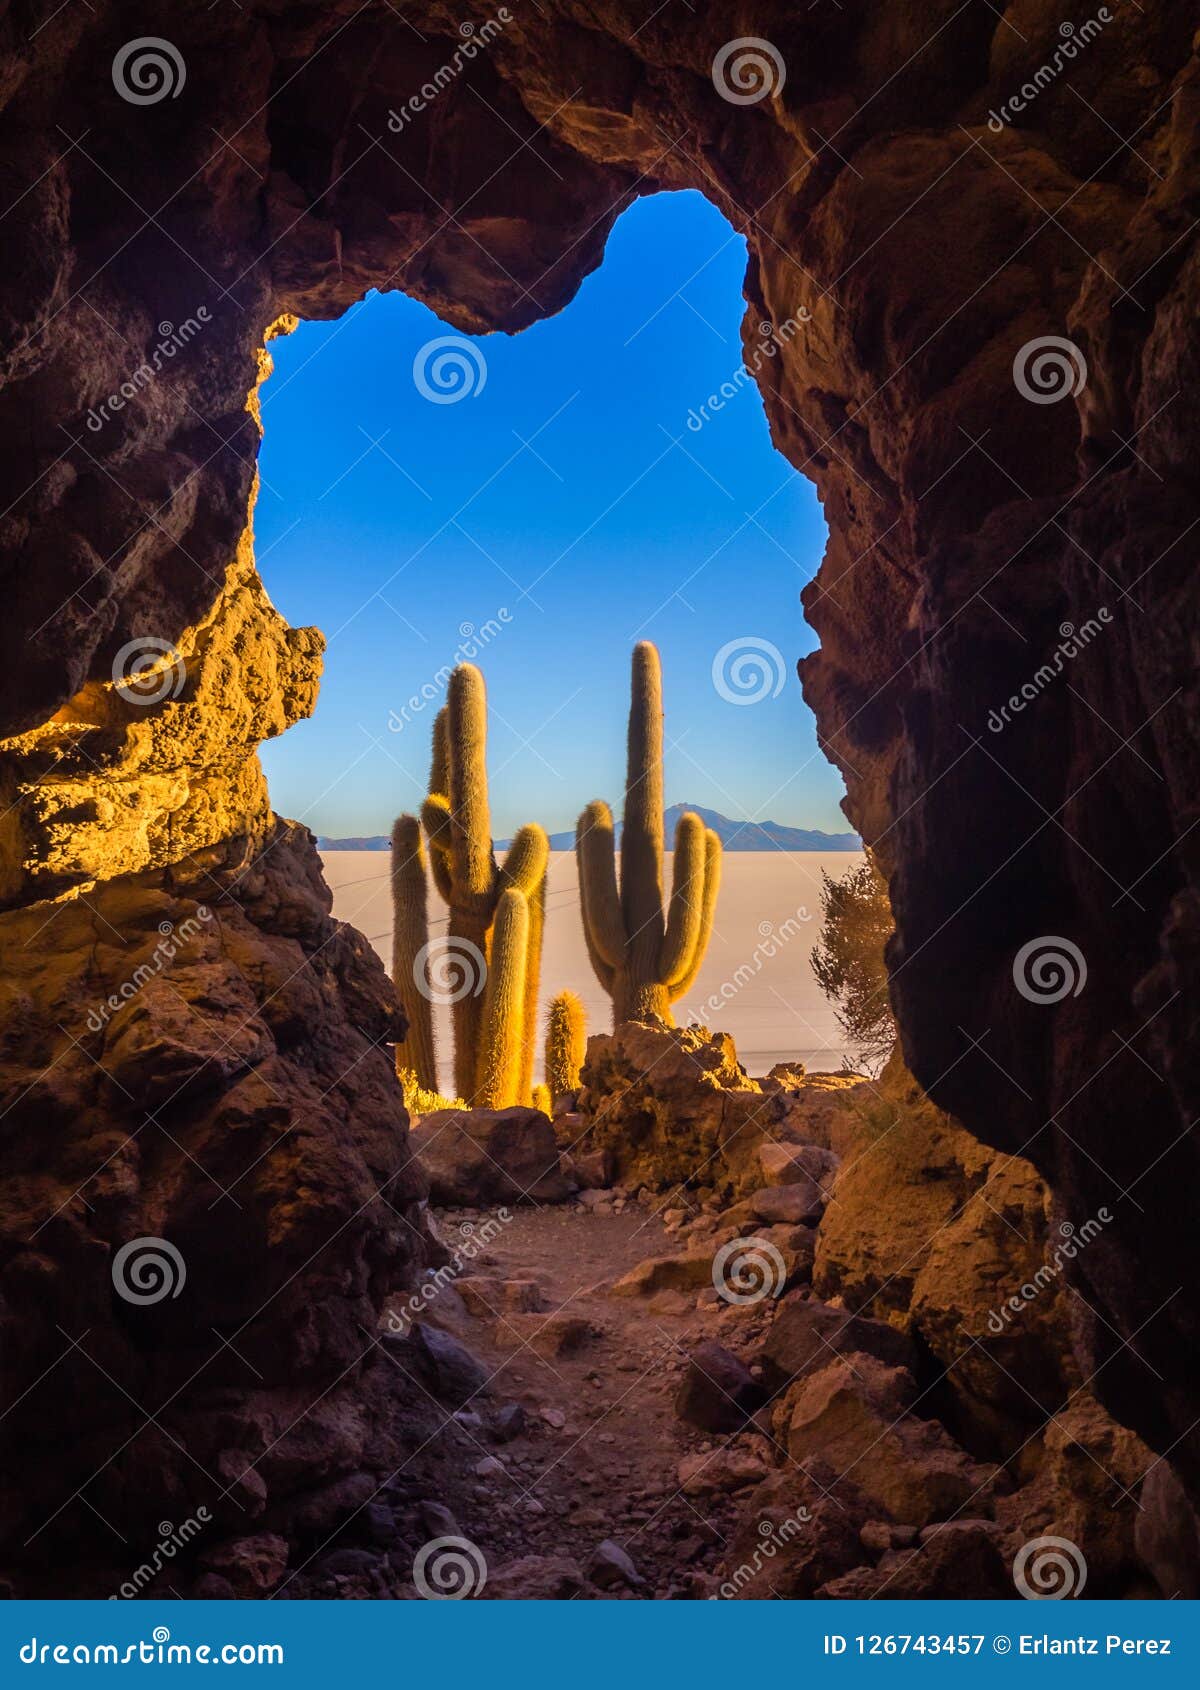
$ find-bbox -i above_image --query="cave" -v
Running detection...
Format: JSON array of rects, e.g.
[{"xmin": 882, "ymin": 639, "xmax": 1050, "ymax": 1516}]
[{"xmin": 1, "ymin": 0, "xmax": 1198, "ymax": 1603}]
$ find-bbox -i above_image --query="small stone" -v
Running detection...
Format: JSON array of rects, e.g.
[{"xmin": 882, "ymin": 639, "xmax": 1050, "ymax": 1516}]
[
  {"xmin": 474, "ymin": 1455, "xmax": 508, "ymax": 1479},
  {"xmin": 860, "ymin": 1519, "xmax": 893, "ymax": 1556},
  {"xmin": 540, "ymin": 1406, "xmax": 566, "ymax": 1428},
  {"xmin": 491, "ymin": 1401, "xmax": 527, "ymax": 1443},
  {"xmin": 586, "ymin": 1538, "xmax": 644, "ymax": 1589},
  {"xmin": 419, "ymin": 1500, "xmax": 462, "ymax": 1539}
]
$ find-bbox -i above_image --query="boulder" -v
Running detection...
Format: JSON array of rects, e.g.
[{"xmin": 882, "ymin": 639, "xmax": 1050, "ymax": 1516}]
[
  {"xmin": 755, "ymin": 1141, "xmax": 840, "ymax": 1191},
  {"xmin": 493, "ymin": 1310, "xmax": 592, "ymax": 1358},
  {"xmin": 781, "ymin": 1356, "xmax": 1001, "ymax": 1526},
  {"xmin": 749, "ymin": 1183, "xmax": 825, "ymax": 1225},
  {"xmin": 818, "ymin": 1521, "xmax": 1009, "ymax": 1599},
  {"xmin": 410, "ymin": 1107, "xmax": 569, "ymax": 1205},
  {"xmin": 482, "ymin": 1555, "xmax": 589, "ymax": 1600},
  {"xmin": 674, "ymin": 1340, "xmax": 765, "ymax": 1433},
  {"xmin": 198, "ymin": 1532, "xmax": 288, "ymax": 1597},
  {"xmin": 457, "ymin": 1276, "xmax": 544, "ymax": 1317},
  {"xmin": 761, "ymin": 1293, "xmax": 917, "ymax": 1390},
  {"xmin": 678, "ymin": 1447, "xmax": 769, "ymax": 1495},
  {"xmin": 405, "ymin": 1324, "xmax": 490, "ymax": 1408},
  {"xmin": 720, "ymin": 1466, "xmax": 873, "ymax": 1599},
  {"xmin": 612, "ymin": 1253, "xmax": 715, "ymax": 1297}
]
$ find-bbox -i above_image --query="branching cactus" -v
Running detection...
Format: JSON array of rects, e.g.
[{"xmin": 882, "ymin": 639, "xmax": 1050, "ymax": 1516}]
[
  {"xmin": 576, "ymin": 642, "xmax": 721, "ymax": 1025},
  {"xmin": 545, "ymin": 989, "xmax": 586, "ymax": 1099},
  {"xmin": 418, "ymin": 663, "xmax": 549, "ymax": 1107}
]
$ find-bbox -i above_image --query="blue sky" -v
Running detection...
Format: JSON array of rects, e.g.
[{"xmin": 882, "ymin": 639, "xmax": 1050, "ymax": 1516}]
[{"xmin": 256, "ymin": 189, "xmax": 844, "ymax": 840}]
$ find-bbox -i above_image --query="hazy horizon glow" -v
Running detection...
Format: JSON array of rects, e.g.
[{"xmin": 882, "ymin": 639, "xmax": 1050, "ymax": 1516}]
[{"xmin": 255, "ymin": 191, "xmax": 844, "ymax": 840}]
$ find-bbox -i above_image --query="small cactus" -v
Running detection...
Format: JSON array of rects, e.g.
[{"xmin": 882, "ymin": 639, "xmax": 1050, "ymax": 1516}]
[
  {"xmin": 577, "ymin": 642, "xmax": 721, "ymax": 1025},
  {"xmin": 545, "ymin": 989, "xmax": 586, "ymax": 1100}
]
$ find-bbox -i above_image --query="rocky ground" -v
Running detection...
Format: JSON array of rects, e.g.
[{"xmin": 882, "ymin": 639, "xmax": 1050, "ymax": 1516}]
[{"xmin": 255, "ymin": 1025, "xmax": 1184, "ymax": 1603}]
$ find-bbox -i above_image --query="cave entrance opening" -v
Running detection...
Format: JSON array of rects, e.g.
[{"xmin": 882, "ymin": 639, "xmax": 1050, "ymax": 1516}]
[{"xmin": 254, "ymin": 190, "xmax": 860, "ymax": 1086}]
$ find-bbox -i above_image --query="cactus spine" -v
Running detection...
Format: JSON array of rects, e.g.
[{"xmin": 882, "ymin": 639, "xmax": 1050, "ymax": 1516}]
[
  {"xmin": 576, "ymin": 642, "xmax": 721, "ymax": 1026},
  {"xmin": 390, "ymin": 814, "xmax": 439, "ymax": 1092},
  {"xmin": 545, "ymin": 989, "xmax": 586, "ymax": 1099},
  {"xmin": 418, "ymin": 663, "xmax": 548, "ymax": 1107}
]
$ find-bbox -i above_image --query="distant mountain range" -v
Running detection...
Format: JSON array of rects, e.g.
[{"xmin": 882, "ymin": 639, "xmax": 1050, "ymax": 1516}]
[{"xmin": 316, "ymin": 804, "xmax": 859, "ymax": 853}]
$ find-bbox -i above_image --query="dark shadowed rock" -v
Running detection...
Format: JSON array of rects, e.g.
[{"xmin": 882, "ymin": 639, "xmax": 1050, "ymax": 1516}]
[
  {"xmin": 674, "ymin": 1340, "xmax": 765, "ymax": 1434},
  {"xmin": 407, "ymin": 1324, "xmax": 490, "ymax": 1408},
  {"xmin": 761, "ymin": 1293, "xmax": 917, "ymax": 1390},
  {"xmin": 411, "ymin": 1108, "xmax": 569, "ymax": 1205}
]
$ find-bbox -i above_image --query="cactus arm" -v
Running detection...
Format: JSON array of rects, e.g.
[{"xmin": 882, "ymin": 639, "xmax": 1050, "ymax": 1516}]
[
  {"xmin": 576, "ymin": 800, "xmax": 624, "ymax": 977},
  {"xmin": 421, "ymin": 794, "xmax": 454, "ymax": 902},
  {"xmin": 501, "ymin": 823, "xmax": 550, "ymax": 897},
  {"xmin": 475, "ymin": 887, "xmax": 530, "ymax": 1108},
  {"xmin": 659, "ymin": 810, "xmax": 708, "ymax": 988},
  {"xmin": 447, "ymin": 663, "xmax": 497, "ymax": 910},
  {"xmin": 390, "ymin": 815, "xmax": 439, "ymax": 1091},
  {"xmin": 667, "ymin": 828, "xmax": 722, "ymax": 1004},
  {"xmin": 430, "ymin": 705, "xmax": 450, "ymax": 795}
]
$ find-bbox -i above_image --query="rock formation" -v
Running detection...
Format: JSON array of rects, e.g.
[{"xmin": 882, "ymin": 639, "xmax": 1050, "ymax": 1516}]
[{"xmin": 1, "ymin": 0, "xmax": 1199, "ymax": 1589}]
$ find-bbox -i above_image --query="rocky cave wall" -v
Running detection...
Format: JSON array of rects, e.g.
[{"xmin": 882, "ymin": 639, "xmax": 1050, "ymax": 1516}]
[{"xmin": 1, "ymin": 0, "xmax": 1199, "ymax": 1576}]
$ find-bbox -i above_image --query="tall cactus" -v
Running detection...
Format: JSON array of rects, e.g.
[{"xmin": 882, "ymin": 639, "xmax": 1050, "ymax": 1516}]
[
  {"xmin": 545, "ymin": 989, "xmax": 586, "ymax": 1099},
  {"xmin": 418, "ymin": 663, "xmax": 549, "ymax": 1107},
  {"xmin": 390, "ymin": 814, "xmax": 438, "ymax": 1093},
  {"xmin": 576, "ymin": 642, "xmax": 721, "ymax": 1026}
]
